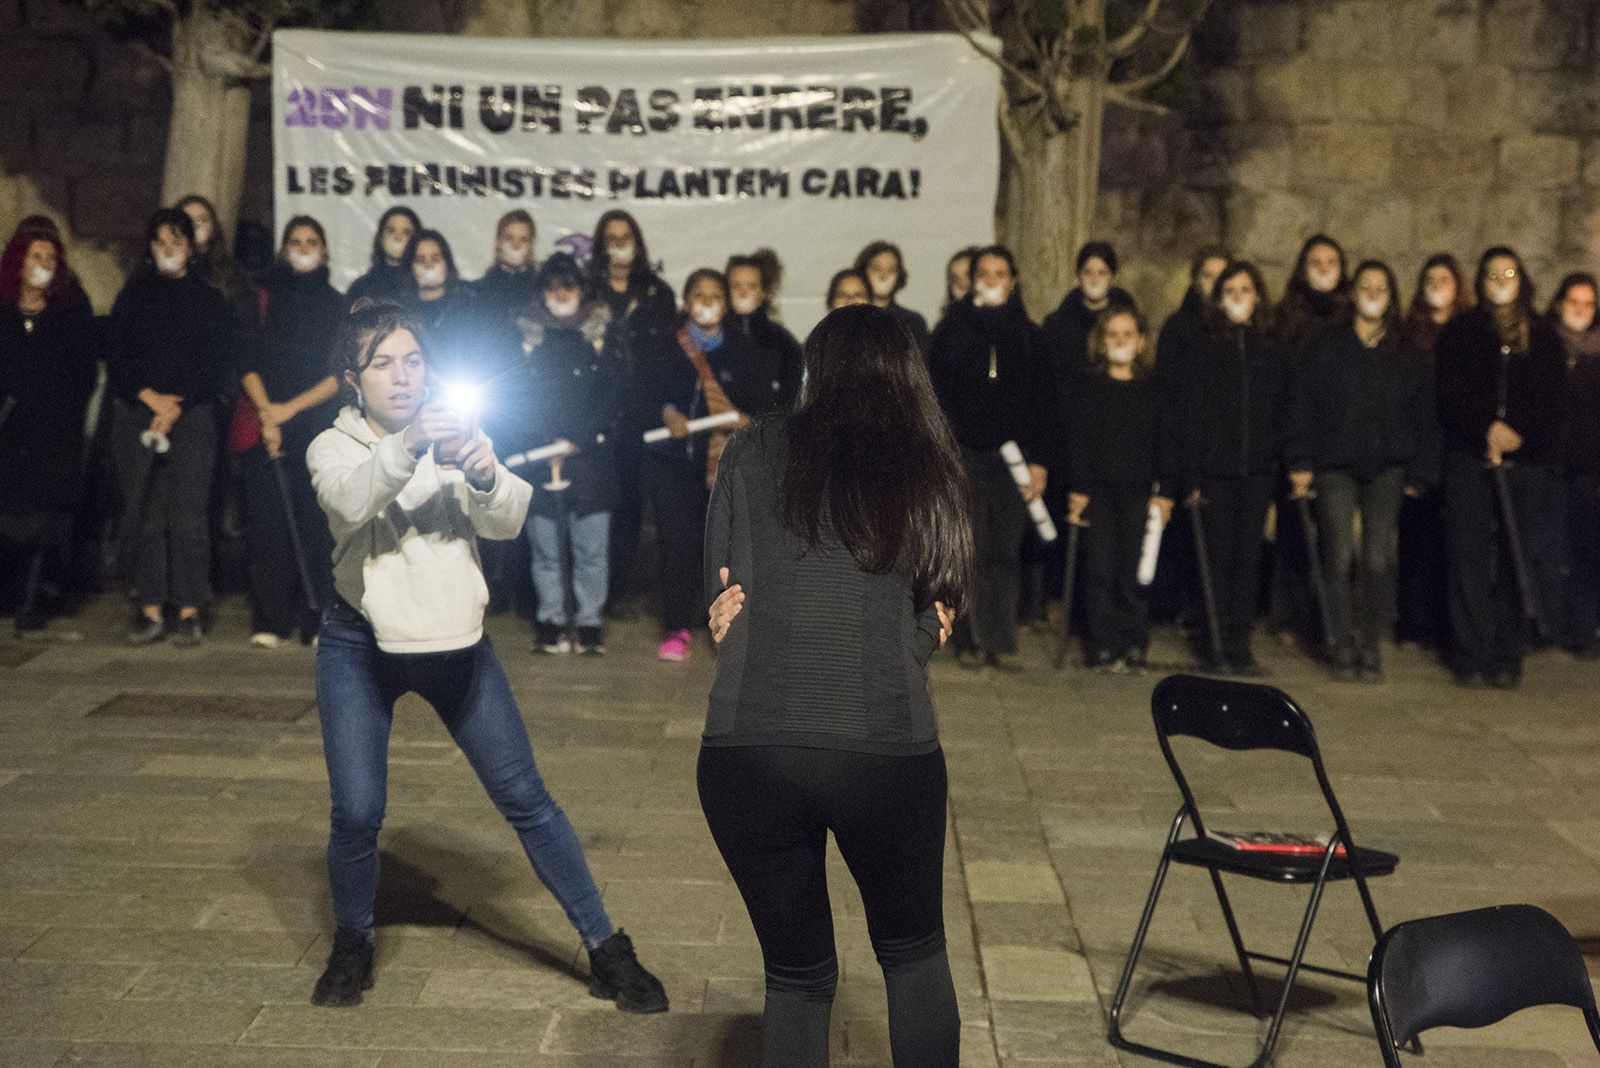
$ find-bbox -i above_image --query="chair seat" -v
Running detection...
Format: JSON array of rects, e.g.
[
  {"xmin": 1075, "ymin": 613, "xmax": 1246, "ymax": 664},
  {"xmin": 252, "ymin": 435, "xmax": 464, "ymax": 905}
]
[{"xmin": 1168, "ymin": 836, "xmax": 1399, "ymax": 882}]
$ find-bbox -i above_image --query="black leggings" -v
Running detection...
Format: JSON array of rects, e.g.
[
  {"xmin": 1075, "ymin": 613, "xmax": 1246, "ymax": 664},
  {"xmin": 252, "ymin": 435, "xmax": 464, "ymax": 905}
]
[{"xmin": 697, "ymin": 744, "xmax": 958, "ymax": 1068}]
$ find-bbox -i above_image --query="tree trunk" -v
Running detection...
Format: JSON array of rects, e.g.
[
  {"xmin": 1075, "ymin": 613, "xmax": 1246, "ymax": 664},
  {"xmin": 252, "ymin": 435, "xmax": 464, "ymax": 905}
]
[
  {"xmin": 161, "ymin": 8, "xmax": 254, "ymax": 242},
  {"xmin": 1004, "ymin": 88, "xmax": 1104, "ymax": 319}
]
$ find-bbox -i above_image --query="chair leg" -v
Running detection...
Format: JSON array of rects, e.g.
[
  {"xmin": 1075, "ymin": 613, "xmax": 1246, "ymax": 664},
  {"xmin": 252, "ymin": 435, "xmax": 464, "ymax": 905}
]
[
  {"xmin": 1209, "ymin": 870, "xmax": 1265, "ymax": 1018},
  {"xmin": 1352, "ymin": 871, "xmax": 1422, "ymax": 1056},
  {"xmin": 1252, "ymin": 868, "xmax": 1335, "ymax": 1068},
  {"xmin": 1109, "ymin": 809, "xmax": 1189, "ymax": 1049}
]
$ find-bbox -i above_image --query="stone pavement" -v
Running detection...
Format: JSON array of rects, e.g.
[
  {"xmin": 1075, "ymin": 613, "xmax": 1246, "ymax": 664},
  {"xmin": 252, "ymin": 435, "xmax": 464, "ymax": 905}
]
[{"xmin": 2, "ymin": 595, "xmax": 1600, "ymax": 1066}]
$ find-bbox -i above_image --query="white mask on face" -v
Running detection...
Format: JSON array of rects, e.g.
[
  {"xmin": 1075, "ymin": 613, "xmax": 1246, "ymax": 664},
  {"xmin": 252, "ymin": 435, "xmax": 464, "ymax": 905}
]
[
  {"xmin": 1356, "ymin": 295, "xmax": 1389, "ymax": 321},
  {"xmin": 731, "ymin": 294, "xmax": 761, "ymax": 316},
  {"xmin": 382, "ymin": 234, "xmax": 408, "ymax": 260},
  {"xmin": 414, "ymin": 263, "xmax": 446, "ymax": 290},
  {"xmin": 498, "ymin": 242, "xmax": 530, "ymax": 268},
  {"xmin": 1082, "ymin": 278, "xmax": 1111, "ymax": 303},
  {"xmin": 973, "ymin": 283, "xmax": 1007, "ymax": 308},
  {"xmin": 26, "ymin": 265, "xmax": 53, "ymax": 290},
  {"xmin": 1106, "ymin": 342, "xmax": 1138, "ymax": 365},
  {"xmin": 1485, "ymin": 280, "xmax": 1519, "ymax": 307},
  {"xmin": 869, "ymin": 273, "xmax": 897, "ymax": 299},
  {"xmin": 691, "ymin": 301, "xmax": 723, "ymax": 328},
  {"xmin": 1222, "ymin": 296, "xmax": 1255, "ymax": 325},
  {"xmin": 191, "ymin": 221, "xmax": 213, "ymax": 248},
  {"xmin": 155, "ymin": 252, "xmax": 187, "ymax": 276},
  {"xmin": 286, "ymin": 250, "xmax": 320, "ymax": 274},
  {"xmin": 608, "ymin": 242, "xmax": 636, "ymax": 267},
  {"xmin": 1424, "ymin": 285, "xmax": 1454, "ymax": 311},
  {"xmin": 1307, "ymin": 266, "xmax": 1340, "ymax": 293},
  {"xmin": 1562, "ymin": 309, "xmax": 1594, "ymax": 335},
  {"xmin": 546, "ymin": 294, "xmax": 580, "ymax": 319}
]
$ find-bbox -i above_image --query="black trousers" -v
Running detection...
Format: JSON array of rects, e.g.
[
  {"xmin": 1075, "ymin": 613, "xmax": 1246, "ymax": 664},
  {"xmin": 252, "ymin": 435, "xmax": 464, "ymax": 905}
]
[
  {"xmin": 1314, "ymin": 467, "xmax": 1404, "ymax": 653},
  {"xmin": 645, "ymin": 453, "xmax": 708, "ymax": 633},
  {"xmin": 1396, "ymin": 487, "xmax": 1449, "ymax": 646},
  {"xmin": 111, "ymin": 399, "xmax": 216, "ymax": 609},
  {"xmin": 1082, "ymin": 482, "xmax": 1150, "ymax": 659},
  {"xmin": 958, "ymin": 450, "xmax": 1026, "ymax": 655},
  {"xmin": 241, "ymin": 445, "xmax": 334, "ymax": 638},
  {"xmin": 1195, "ymin": 475, "xmax": 1275, "ymax": 663},
  {"xmin": 1443, "ymin": 450, "xmax": 1542, "ymax": 676},
  {"xmin": 698, "ymin": 744, "xmax": 958, "ymax": 1068},
  {"xmin": 1565, "ymin": 469, "xmax": 1600, "ymax": 647},
  {"xmin": 609, "ymin": 429, "xmax": 647, "ymax": 602}
]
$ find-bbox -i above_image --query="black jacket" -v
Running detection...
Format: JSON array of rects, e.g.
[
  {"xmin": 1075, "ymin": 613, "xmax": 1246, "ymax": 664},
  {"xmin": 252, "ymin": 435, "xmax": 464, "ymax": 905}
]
[
  {"xmin": 1285, "ymin": 324, "xmax": 1441, "ymax": 487},
  {"xmin": 107, "ymin": 270, "xmax": 235, "ymax": 406},
  {"xmin": 406, "ymin": 286, "xmax": 526, "ymax": 453},
  {"xmin": 1066, "ymin": 372, "xmax": 1175, "ymax": 496},
  {"xmin": 0, "ymin": 291, "xmax": 98, "ymax": 514},
  {"xmin": 346, "ymin": 262, "xmax": 409, "ymax": 307},
  {"xmin": 1177, "ymin": 324, "xmax": 1293, "ymax": 486},
  {"xmin": 884, "ymin": 301, "xmax": 930, "ymax": 355},
  {"xmin": 1436, "ymin": 306, "xmax": 1566, "ymax": 465},
  {"xmin": 928, "ymin": 296, "xmax": 1062, "ymax": 469},
  {"xmin": 1041, "ymin": 286, "xmax": 1137, "ymax": 377},
  {"xmin": 471, "ymin": 264, "xmax": 539, "ymax": 327},
  {"xmin": 730, "ymin": 306, "xmax": 803, "ymax": 412},
  {"xmin": 601, "ymin": 272, "xmax": 679, "ymax": 428},
  {"xmin": 643, "ymin": 323, "xmax": 770, "ymax": 474},
  {"xmin": 242, "ymin": 263, "xmax": 345, "ymax": 454},
  {"xmin": 516, "ymin": 302, "xmax": 621, "ymax": 517}
]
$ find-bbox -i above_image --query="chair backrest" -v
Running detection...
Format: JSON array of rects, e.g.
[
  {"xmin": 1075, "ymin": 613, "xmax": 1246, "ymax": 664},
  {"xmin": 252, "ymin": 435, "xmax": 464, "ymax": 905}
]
[
  {"xmin": 1369, "ymin": 904, "xmax": 1600, "ymax": 1054},
  {"xmin": 1150, "ymin": 674, "xmax": 1319, "ymax": 760}
]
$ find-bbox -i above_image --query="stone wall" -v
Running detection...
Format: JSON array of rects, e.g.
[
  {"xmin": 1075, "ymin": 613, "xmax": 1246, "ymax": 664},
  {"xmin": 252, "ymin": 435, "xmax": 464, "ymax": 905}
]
[{"xmin": 1102, "ymin": 0, "xmax": 1600, "ymax": 318}]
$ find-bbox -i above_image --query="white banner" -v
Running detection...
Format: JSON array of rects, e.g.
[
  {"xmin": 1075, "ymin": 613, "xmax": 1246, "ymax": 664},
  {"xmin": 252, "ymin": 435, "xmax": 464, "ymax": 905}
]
[{"xmin": 271, "ymin": 30, "xmax": 999, "ymax": 339}]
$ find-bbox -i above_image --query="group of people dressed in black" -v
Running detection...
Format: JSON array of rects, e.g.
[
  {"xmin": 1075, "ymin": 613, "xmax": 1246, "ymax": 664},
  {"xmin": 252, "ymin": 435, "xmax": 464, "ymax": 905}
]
[{"xmin": 2, "ymin": 201, "xmax": 1595, "ymax": 689}]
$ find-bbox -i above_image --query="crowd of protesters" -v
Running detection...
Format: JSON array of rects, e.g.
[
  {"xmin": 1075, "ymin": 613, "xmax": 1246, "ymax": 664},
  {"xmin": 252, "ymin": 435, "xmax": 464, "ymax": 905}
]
[{"xmin": 2, "ymin": 201, "xmax": 1595, "ymax": 690}]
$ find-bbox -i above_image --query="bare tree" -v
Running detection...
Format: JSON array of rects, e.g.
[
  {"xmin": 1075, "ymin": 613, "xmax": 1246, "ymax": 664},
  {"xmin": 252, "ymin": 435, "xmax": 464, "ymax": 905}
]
[
  {"xmin": 82, "ymin": 0, "xmax": 355, "ymax": 241},
  {"xmin": 941, "ymin": 0, "xmax": 1212, "ymax": 316}
]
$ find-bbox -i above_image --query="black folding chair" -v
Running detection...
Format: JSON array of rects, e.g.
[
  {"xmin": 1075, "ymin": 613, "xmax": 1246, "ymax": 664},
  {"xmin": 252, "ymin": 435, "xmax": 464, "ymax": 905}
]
[
  {"xmin": 1368, "ymin": 904, "xmax": 1600, "ymax": 1065},
  {"xmin": 1108, "ymin": 674, "xmax": 1401, "ymax": 1067}
]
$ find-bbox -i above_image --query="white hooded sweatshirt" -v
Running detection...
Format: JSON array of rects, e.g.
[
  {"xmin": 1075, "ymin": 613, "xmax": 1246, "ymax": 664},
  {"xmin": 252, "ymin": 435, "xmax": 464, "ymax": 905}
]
[{"xmin": 307, "ymin": 405, "xmax": 532, "ymax": 653}]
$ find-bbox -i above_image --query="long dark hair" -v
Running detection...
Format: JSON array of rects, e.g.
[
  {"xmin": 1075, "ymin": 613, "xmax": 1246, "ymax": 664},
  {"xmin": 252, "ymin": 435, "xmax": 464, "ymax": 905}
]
[
  {"xmin": 369, "ymin": 206, "xmax": 420, "ymax": 269},
  {"xmin": 1402, "ymin": 252, "xmax": 1472, "ymax": 354},
  {"xmin": 0, "ymin": 229, "xmax": 73, "ymax": 309},
  {"xmin": 1348, "ymin": 259, "xmax": 1403, "ymax": 341},
  {"xmin": 781, "ymin": 305, "xmax": 972, "ymax": 612},
  {"xmin": 400, "ymin": 229, "xmax": 461, "ymax": 295},
  {"xmin": 1278, "ymin": 233, "xmax": 1349, "ymax": 340},
  {"xmin": 1546, "ymin": 271, "xmax": 1599, "ymax": 325},
  {"xmin": 589, "ymin": 209, "xmax": 652, "ymax": 286},
  {"xmin": 331, "ymin": 299, "xmax": 427, "ymax": 404},
  {"xmin": 1205, "ymin": 260, "xmax": 1273, "ymax": 334}
]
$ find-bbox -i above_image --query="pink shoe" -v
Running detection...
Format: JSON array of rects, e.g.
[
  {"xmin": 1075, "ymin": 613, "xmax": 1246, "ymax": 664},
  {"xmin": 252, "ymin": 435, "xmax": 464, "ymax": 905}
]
[{"xmin": 657, "ymin": 629, "xmax": 692, "ymax": 662}]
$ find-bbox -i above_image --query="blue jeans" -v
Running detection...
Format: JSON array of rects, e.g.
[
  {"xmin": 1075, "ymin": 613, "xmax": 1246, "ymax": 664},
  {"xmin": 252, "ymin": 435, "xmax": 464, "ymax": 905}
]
[
  {"xmin": 526, "ymin": 509, "xmax": 610, "ymax": 628},
  {"xmin": 315, "ymin": 599, "xmax": 614, "ymax": 947}
]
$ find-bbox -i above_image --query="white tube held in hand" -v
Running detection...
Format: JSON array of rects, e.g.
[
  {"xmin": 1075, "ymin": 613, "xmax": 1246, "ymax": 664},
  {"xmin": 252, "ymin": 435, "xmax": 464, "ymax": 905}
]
[
  {"xmin": 1137, "ymin": 501, "xmax": 1165, "ymax": 586},
  {"xmin": 139, "ymin": 429, "xmax": 171, "ymax": 454},
  {"xmin": 642, "ymin": 410, "xmax": 741, "ymax": 444},
  {"xmin": 505, "ymin": 440, "xmax": 584, "ymax": 469},
  {"xmin": 999, "ymin": 440, "xmax": 1057, "ymax": 544}
]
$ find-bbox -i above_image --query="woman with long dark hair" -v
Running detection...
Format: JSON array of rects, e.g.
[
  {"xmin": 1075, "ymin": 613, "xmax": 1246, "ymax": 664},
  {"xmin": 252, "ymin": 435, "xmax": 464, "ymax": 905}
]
[
  {"xmin": 108, "ymin": 208, "xmax": 234, "ymax": 646},
  {"xmin": 1395, "ymin": 254, "xmax": 1470, "ymax": 649},
  {"xmin": 345, "ymin": 206, "xmax": 421, "ymax": 306},
  {"xmin": 1286, "ymin": 260, "xmax": 1438, "ymax": 682},
  {"xmin": 1174, "ymin": 261, "xmax": 1291, "ymax": 674},
  {"xmin": 1549, "ymin": 272, "xmax": 1600, "ymax": 656},
  {"xmin": 589, "ymin": 209, "xmax": 677, "ymax": 612},
  {"xmin": 176, "ymin": 194, "xmax": 244, "ymax": 301},
  {"xmin": 236, "ymin": 215, "xmax": 343, "ymax": 647},
  {"xmin": 701, "ymin": 303, "xmax": 968, "ymax": 1068},
  {"xmin": 305, "ymin": 299, "xmax": 665, "ymax": 1012},
  {"xmin": 0, "ymin": 227, "xmax": 97, "ymax": 640},
  {"xmin": 1436, "ymin": 247, "xmax": 1566, "ymax": 687}
]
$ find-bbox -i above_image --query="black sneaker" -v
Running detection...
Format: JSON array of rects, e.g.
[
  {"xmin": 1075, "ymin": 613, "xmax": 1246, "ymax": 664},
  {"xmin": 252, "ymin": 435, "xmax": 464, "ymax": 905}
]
[
  {"xmin": 534, "ymin": 623, "xmax": 570, "ymax": 654},
  {"xmin": 311, "ymin": 927, "xmax": 375, "ymax": 1007},
  {"xmin": 126, "ymin": 616, "xmax": 166, "ymax": 646},
  {"xmin": 172, "ymin": 616, "xmax": 204, "ymax": 647},
  {"xmin": 575, "ymin": 626, "xmax": 606, "ymax": 656},
  {"xmin": 588, "ymin": 930, "xmax": 667, "ymax": 1013}
]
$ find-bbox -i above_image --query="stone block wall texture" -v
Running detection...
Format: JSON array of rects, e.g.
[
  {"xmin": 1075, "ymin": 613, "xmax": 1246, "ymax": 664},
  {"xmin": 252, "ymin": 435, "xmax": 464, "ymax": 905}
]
[{"xmin": 2, "ymin": 0, "xmax": 1595, "ymax": 319}]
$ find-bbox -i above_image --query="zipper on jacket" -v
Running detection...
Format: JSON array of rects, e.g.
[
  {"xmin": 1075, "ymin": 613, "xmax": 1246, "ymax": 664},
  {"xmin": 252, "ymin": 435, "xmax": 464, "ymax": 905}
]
[{"xmin": 988, "ymin": 344, "xmax": 997, "ymax": 380}]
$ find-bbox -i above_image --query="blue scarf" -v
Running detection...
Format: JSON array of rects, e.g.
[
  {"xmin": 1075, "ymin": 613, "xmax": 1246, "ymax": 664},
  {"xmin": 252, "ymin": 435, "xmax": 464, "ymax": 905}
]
[{"xmin": 688, "ymin": 321, "xmax": 724, "ymax": 353}]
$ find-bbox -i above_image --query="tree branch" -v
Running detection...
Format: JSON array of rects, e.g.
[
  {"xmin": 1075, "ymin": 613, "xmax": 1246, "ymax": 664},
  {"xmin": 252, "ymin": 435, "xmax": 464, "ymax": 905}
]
[
  {"xmin": 131, "ymin": 39, "xmax": 175, "ymax": 75},
  {"xmin": 1108, "ymin": 0, "xmax": 1165, "ymax": 57},
  {"xmin": 1110, "ymin": 31, "xmax": 1190, "ymax": 93},
  {"xmin": 939, "ymin": 0, "xmax": 1052, "ymax": 99},
  {"xmin": 1105, "ymin": 85, "xmax": 1171, "ymax": 113}
]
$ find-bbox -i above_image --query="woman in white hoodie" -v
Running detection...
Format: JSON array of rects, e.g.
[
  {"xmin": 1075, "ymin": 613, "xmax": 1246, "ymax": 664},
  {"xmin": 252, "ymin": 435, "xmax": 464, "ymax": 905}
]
[{"xmin": 304, "ymin": 300, "xmax": 666, "ymax": 1013}]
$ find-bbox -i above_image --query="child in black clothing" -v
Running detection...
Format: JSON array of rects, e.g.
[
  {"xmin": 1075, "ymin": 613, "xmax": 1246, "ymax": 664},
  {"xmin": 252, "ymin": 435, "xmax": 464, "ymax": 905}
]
[{"xmin": 1066, "ymin": 306, "xmax": 1174, "ymax": 671}]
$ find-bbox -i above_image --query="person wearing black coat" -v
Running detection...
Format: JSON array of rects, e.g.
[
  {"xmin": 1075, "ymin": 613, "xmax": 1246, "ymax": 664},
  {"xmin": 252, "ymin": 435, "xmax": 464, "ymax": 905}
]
[
  {"xmin": 1174, "ymin": 262, "xmax": 1291, "ymax": 674},
  {"xmin": 108, "ymin": 209, "xmax": 236, "ymax": 646},
  {"xmin": 469, "ymin": 209, "xmax": 539, "ymax": 327},
  {"xmin": 1064, "ymin": 306, "xmax": 1174, "ymax": 671},
  {"xmin": 0, "ymin": 229, "xmax": 98, "ymax": 640},
  {"xmin": 345, "ymin": 206, "xmax": 420, "ymax": 307},
  {"xmin": 591, "ymin": 210, "xmax": 679, "ymax": 610},
  {"xmin": 1286, "ymin": 262, "xmax": 1439, "ymax": 683},
  {"xmin": 1552, "ymin": 273, "xmax": 1600, "ymax": 657},
  {"xmin": 1436, "ymin": 248, "xmax": 1567, "ymax": 688},
  {"xmin": 856, "ymin": 240, "xmax": 931, "ymax": 355},
  {"xmin": 928, "ymin": 245, "xmax": 1059, "ymax": 669},
  {"xmin": 1148, "ymin": 247, "xmax": 1231, "ymax": 630},
  {"xmin": 726, "ymin": 251, "xmax": 803, "ymax": 411},
  {"xmin": 515, "ymin": 254, "xmax": 621, "ymax": 656},
  {"xmin": 236, "ymin": 218, "xmax": 343, "ymax": 646}
]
